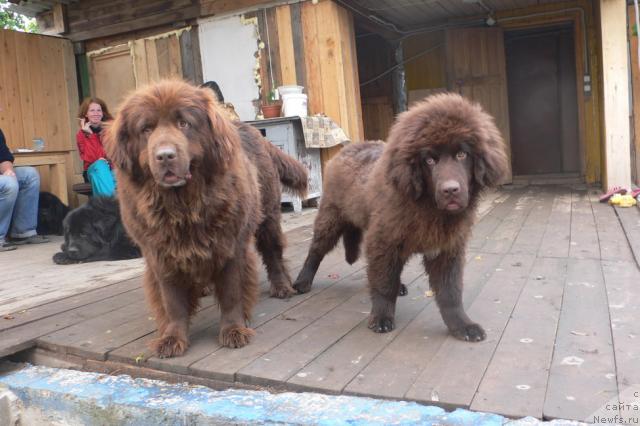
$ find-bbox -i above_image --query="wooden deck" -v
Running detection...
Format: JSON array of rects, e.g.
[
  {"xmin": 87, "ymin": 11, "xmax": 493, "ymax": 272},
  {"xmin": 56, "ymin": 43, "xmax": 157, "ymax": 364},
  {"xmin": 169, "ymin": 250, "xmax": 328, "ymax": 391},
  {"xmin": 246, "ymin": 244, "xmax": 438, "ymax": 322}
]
[{"xmin": 1, "ymin": 185, "xmax": 639, "ymax": 422}]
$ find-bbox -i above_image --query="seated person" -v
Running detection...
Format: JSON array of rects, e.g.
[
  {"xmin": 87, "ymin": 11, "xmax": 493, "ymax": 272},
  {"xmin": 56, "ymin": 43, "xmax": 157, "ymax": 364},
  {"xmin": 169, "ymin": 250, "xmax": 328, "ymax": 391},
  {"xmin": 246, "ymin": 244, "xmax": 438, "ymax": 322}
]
[
  {"xmin": 200, "ymin": 81, "xmax": 240, "ymax": 120},
  {"xmin": 0, "ymin": 128, "xmax": 49, "ymax": 251},
  {"xmin": 76, "ymin": 97, "xmax": 116, "ymax": 197}
]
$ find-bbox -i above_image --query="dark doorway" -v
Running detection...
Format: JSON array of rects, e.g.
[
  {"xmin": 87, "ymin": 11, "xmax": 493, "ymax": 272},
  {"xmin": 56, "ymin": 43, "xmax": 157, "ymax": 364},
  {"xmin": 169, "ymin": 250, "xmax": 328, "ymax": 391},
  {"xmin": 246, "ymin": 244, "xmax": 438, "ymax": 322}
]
[{"xmin": 505, "ymin": 25, "xmax": 580, "ymax": 176}]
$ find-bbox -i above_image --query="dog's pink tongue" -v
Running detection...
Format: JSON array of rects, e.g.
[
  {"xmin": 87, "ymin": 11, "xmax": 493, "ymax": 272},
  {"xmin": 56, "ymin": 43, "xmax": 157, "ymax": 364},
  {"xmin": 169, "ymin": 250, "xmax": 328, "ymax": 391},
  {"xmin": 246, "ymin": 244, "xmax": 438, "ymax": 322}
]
[{"xmin": 164, "ymin": 172, "xmax": 180, "ymax": 184}]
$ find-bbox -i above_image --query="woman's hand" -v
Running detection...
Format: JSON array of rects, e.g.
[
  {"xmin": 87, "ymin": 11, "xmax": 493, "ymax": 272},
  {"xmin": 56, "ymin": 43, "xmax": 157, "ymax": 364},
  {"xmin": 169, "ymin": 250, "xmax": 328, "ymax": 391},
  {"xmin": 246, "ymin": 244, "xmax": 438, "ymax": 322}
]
[{"xmin": 80, "ymin": 118, "xmax": 92, "ymax": 134}]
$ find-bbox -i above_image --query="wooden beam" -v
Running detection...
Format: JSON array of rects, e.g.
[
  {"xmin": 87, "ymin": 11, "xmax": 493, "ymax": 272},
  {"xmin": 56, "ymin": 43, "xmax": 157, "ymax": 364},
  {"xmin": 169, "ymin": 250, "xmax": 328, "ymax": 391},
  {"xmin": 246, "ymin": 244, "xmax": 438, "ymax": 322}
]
[
  {"xmin": 201, "ymin": 0, "xmax": 276, "ymax": 18},
  {"xmin": 599, "ymin": 0, "xmax": 631, "ymax": 189}
]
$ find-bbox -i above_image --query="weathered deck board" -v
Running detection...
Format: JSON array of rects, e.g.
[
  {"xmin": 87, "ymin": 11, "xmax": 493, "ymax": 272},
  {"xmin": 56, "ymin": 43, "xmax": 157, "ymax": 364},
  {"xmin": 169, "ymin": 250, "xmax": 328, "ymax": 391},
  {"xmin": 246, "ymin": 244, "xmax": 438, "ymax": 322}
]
[
  {"xmin": 588, "ymin": 192, "xmax": 634, "ymax": 262},
  {"xmin": 4, "ymin": 186, "xmax": 640, "ymax": 423},
  {"xmin": 480, "ymin": 189, "xmax": 535, "ymax": 254},
  {"xmin": 404, "ymin": 253, "xmax": 536, "ymax": 408},
  {"xmin": 0, "ymin": 285, "xmax": 143, "ymax": 357},
  {"xmin": 569, "ymin": 190, "xmax": 600, "ymax": 259},
  {"xmin": 538, "ymin": 190, "xmax": 572, "ymax": 258},
  {"xmin": 543, "ymin": 258, "xmax": 617, "ymax": 421},
  {"xmin": 600, "ymin": 260, "xmax": 640, "ymax": 395},
  {"xmin": 470, "ymin": 257, "xmax": 566, "ymax": 418},
  {"xmin": 344, "ymin": 252, "xmax": 503, "ymax": 399}
]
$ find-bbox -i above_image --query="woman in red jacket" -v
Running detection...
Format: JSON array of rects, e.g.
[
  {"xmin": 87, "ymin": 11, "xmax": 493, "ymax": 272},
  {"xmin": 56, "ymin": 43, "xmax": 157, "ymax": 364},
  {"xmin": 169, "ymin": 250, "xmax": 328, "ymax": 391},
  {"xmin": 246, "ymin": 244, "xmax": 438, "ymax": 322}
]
[{"xmin": 76, "ymin": 98, "xmax": 115, "ymax": 197}]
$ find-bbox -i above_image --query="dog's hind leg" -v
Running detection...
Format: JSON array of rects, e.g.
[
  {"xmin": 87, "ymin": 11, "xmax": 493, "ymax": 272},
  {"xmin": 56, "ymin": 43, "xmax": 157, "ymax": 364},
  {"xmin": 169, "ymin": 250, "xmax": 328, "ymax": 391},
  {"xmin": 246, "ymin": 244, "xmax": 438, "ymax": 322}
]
[
  {"xmin": 424, "ymin": 249, "xmax": 486, "ymax": 342},
  {"xmin": 293, "ymin": 206, "xmax": 345, "ymax": 294},
  {"xmin": 256, "ymin": 216, "xmax": 296, "ymax": 299}
]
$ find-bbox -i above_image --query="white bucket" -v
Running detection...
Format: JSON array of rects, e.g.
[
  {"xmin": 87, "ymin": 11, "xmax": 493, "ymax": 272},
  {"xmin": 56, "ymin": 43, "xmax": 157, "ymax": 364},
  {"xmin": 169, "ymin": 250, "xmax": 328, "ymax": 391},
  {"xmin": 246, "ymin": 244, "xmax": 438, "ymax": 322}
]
[
  {"xmin": 278, "ymin": 85, "xmax": 304, "ymax": 97},
  {"xmin": 282, "ymin": 93, "xmax": 308, "ymax": 117}
]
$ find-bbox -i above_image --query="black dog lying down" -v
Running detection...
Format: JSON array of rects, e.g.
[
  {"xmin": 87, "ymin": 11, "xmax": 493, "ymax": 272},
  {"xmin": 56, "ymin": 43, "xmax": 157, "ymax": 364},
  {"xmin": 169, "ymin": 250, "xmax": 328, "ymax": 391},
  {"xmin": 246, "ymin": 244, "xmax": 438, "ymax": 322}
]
[
  {"xmin": 53, "ymin": 197, "xmax": 141, "ymax": 264},
  {"xmin": 37, "ymin": 192, "xmax": 70, "ymax": 236}
]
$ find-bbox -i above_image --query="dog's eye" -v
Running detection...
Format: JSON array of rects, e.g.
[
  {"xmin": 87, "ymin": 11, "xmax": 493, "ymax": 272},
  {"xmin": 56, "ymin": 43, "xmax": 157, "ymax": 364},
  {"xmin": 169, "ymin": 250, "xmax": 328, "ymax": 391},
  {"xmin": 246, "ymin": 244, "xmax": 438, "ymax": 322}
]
[
  {"xmin": 456, "ymin": 151, "xmax": 467, "ymax": 160},
  {"xmin": 142, "ymin": 126, "xmax": 153, "ymax": 136},
  {"xmin": 426, "ymin": 157, "xmax": 436, "ymax": 166},
  {"xmin": 178, "ymin": 120, "xmax": 190, "ymax": 129}
]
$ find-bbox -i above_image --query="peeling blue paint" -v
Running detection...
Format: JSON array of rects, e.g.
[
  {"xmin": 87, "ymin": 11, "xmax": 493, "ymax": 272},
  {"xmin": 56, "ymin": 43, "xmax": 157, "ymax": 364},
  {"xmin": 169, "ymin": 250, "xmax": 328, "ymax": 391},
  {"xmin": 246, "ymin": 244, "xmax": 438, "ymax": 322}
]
[{"xmin": 0, "ymin": 365, "xmax": 579, "ymax": 425}]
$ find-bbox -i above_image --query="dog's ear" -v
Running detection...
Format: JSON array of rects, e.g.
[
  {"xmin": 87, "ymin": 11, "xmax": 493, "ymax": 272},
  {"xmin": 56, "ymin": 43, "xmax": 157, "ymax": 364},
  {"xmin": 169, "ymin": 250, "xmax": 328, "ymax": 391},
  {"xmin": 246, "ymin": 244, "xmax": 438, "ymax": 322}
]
[
  {"xmin": 201, "ymin": 88, "xmax": 238, "ymax": 169},
  {"xmin": 104, "ymin": 115, "xmax": 134, "ymax": 174},
  {"xmin": 473, "ymin": 123, "xmax": 509, "ymax": 188},
  {"xmin": 386, "ymin": 144, "xmax": 425, "ymax": 201}
]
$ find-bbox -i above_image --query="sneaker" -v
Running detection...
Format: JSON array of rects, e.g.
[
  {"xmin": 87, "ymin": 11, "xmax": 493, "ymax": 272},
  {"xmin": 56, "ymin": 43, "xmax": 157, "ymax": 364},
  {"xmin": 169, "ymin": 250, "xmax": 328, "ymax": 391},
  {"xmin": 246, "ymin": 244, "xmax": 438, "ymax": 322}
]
[
  {"xmin": 0, "ymin": 242, "xmax": 17, "ymax": 252},
  {"xmin": 10, "ymin": 235, "xmax": 50, "ymax": 245}
]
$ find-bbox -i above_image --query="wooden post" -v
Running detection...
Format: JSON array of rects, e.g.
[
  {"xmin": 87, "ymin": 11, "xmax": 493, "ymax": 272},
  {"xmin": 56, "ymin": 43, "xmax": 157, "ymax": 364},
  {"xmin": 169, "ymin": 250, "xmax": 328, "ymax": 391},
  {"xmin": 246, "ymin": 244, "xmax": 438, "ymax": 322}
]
[{"xmin": 600, "ymin": 0, "xmax": 631, "ymax": 189}]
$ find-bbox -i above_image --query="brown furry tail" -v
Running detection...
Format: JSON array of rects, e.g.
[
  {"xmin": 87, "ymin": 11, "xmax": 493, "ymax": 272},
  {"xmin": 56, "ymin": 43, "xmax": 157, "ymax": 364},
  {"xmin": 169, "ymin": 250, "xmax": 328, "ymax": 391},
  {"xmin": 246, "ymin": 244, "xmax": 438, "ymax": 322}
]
[{"xmin": 264, "ymin": 142, "xmax": 308, "ymax": 198}]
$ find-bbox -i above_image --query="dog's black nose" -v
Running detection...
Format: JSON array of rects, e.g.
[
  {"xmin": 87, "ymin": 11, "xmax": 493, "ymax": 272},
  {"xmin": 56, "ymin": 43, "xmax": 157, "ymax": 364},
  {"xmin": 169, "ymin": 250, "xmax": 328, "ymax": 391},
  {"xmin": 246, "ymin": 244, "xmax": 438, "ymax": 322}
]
[
  {"xmin": 155, "ymin": 147, "xmax": 177, "ymax": 163},
  {"xmin": 441, "ymin": 180, "xmax": 460, "ymax": 196}
]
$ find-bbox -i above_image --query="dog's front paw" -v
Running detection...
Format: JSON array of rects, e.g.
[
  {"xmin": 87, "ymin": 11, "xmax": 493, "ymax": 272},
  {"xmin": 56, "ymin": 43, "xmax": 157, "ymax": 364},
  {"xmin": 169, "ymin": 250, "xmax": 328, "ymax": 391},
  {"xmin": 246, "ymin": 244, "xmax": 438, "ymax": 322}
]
[
  {"xmin": 53, "ymin": 252, "xmax": 76, "ymax": 265},
  {"xmin": 450, "ymin": 323, "xmax": 486, "ymax": 342},
  {"xmin": 149, "ymin": 335, "xmax": 188, "ymax": 358},
  {"xmin": 368, "ymin": 315, "xmax": 395, "ymax": 333},
  {"xmin": 270, "ymin": 283, "xmax": 297, "ymax": 299},
  {"xmin": 219, "ymin": 325, "xmax": 255, "ymax": 348},
  {"xmin": 293, "ymin": 278, "xmax": 312, "ymax": 294}
]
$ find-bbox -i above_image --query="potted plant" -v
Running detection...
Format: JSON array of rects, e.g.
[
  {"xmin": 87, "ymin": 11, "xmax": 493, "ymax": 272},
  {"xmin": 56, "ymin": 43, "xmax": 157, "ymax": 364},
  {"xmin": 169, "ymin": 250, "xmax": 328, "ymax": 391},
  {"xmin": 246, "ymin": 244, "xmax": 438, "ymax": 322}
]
[{"xmin": 261, "ymin": 89, "xmax": 282, "ymax": 119}]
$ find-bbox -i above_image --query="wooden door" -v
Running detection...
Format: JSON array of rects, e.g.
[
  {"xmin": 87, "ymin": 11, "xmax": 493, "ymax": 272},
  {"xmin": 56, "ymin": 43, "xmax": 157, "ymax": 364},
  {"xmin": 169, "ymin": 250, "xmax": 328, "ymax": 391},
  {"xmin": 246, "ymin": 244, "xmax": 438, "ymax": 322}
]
[
  {"xmin": 446, "ymin": 28, "xmax": 512, "ymax": 182},
  {"xmin": 88, "ymin": 44, "xmax": 136, "ymax": 112},
  {"xmin": 505, "ymin": 26, "xmax": 579, "ymax": 176}
]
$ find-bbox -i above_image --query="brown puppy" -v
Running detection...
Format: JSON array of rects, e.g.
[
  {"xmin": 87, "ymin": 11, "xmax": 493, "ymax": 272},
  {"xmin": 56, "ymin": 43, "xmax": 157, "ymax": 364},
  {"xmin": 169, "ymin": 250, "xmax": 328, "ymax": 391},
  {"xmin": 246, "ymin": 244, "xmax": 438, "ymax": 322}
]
[
  {"xmin": 106, "ymin": 80, "xmax": 307, "ymax": 357},
  {"xmin": 294, "ymin": 93, "xmax": 508, "ymax": 340}
]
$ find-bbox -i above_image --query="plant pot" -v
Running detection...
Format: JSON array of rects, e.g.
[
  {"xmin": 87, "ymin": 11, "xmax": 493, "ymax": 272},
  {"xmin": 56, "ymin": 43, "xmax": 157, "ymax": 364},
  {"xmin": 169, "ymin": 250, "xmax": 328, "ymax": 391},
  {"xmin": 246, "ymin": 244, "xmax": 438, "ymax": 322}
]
[{"xmin": 262, "ymin": 103, "xmax": 282, "ymax": 119}]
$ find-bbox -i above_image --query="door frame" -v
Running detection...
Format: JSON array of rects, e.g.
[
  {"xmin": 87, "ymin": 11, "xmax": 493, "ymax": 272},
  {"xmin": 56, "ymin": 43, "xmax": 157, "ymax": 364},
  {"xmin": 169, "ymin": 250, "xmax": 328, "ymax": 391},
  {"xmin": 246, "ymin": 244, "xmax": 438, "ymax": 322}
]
[{"xmin": 501, "ymin": 13, "xmax": 587, "ymax": 180}]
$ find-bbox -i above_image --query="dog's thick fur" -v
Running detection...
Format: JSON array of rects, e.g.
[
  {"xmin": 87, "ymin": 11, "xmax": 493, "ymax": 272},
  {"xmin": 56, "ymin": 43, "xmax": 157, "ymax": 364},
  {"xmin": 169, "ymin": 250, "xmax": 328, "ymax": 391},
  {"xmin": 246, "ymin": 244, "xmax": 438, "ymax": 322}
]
[
  {"xmin": 294, "ymin": 93, "xmax": 508, "ymax": 341},
  {"xmin": 52, "ymin": 196, "xmax": 141, "ymax": 264},
  {"xmin": 37, "ymin": 191, "xmax": 70, "ymax": 236},
  {"xmin": 105, "ymin": 80, "xmax": 307, "ymax": 357}
]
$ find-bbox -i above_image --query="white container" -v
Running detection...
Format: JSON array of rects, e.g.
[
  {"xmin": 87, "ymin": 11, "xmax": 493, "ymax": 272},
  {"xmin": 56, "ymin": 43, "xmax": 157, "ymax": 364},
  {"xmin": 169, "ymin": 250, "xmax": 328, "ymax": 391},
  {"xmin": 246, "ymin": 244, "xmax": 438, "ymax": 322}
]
[
  {"xmin": 282, "ymin": 93, "xmax": 308, "ymax": 117},
  {"xmin": 278, "ymin": 85, "xmax": 304, "ymax": 97}
]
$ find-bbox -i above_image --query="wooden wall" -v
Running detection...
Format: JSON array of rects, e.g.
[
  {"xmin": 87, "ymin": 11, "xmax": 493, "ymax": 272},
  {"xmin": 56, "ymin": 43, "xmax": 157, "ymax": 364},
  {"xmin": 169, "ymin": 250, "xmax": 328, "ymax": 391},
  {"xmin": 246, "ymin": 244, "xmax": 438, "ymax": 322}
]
[
  {"xmin": 628, "ymin": 4, "xmax": 640, "ymax": 184},
  {"xmin": 255, "ymin": 0, "xmax": 364, "ymax": 163},
  {"xmin": 0, "ymin": 29, "xmax": 79, "ymax": 202}
]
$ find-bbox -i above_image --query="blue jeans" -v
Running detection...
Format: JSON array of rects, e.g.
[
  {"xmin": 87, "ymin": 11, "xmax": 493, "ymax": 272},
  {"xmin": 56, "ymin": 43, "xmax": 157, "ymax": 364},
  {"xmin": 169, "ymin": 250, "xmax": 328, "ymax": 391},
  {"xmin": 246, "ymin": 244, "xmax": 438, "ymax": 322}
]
[
  {"xmin": 0, "ymin": 166, "xmax": 40, "ymax": 243},
  {"xmin": 87, "ymin": 159, "xmax": 116, "ymax": 197}
]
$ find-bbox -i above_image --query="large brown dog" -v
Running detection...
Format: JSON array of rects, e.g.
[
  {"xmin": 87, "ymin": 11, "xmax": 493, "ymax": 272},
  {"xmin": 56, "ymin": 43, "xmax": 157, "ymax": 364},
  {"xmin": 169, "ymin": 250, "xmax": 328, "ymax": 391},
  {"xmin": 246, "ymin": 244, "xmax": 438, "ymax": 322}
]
[
  {"xmin": 106, "ymin": 81, "xmax": 307, "ymax": 357},
  {"xmin": 294, "ymin": 93, "xmax": 508, "ymax": 341}
]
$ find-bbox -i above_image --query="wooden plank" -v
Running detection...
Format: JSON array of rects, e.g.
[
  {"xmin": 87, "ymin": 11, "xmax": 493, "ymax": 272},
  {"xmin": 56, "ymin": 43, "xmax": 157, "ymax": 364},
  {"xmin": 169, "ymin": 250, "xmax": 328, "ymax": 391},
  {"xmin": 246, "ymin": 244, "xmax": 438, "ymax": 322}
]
[
  {"xmin": 468, "ymin": 189, "xmax": 521, "ymax": 251},
  {"xmin": 275, "ymin": 5, "xmax": 296, "ymax": 86},
  {"xmin": 0, "ymin": 286, "xmax": 144, "ymax": 358},
  {"xmin": 289, "ymin": 3, "xmax": 306, "ymax": 89},
  {"xmin": 132, "ymin": 39, "xmax": 150, "ymax": 86},
  {"xmin": 480, "ymin": 189, "xmax": 535, "ymax": 254},
  {"xmin": 301, "ymin": 1, "xmax": 324, "ymax": 116},
  {"xmin": 12, "ymin": 31, "xmax": 35, "ymax": 151},
  {"xmin": 189, "ymin": 260, "xmax": 370, "ymax": 382},
  {"xmin": 599, "ymin": 0, "xmax": 631, "ymax": 189},
  {"xmin": 569, "ymin": 190, "xmax": 600, "ymax": 259},
  {"xmin": 588, "ymin": 192, "xmax": 634, "ymax": 262},
  {"xmin": 111, "ymin": 246, "xmax": 360, "ymax": 376},
  {"xmin": 614, "ymin": 206, "xmax": 640, "ymax": 267},
  {"xmin": 338, "ymin": 4, "xmax": 364, "ymax": 141},
  {"xmin": 543, "ymin": 258, "xmax": 617, "ymax": 421},
  {"xmin": 345, "ymin": 252, "xmax": 503, "ymax": 399},
  {"xmin": 265, "ymin": 8, "xmax": 282, "ymax": 93},
  {"xmin": 236, "ymin": 256, "xmax": 426, "ymax": 387},
  {"xmin": 0, "ymin": 278, "xmax": 140, "ymax": 333},
  {"xmin": 471, "ymin": 257, "xmax": 567, "ymax": 418},
  {"xmin": 509, "ymin": 187, "xmax": 556, "ymax": 254},
  {"xmin": 405, "ymin": 253, "xmax": 537, "ymax": 408},
  {"xmin": 154, "ymin": 36, "xmax": 171, "ymax": 78},
  {"xmin": 538, "ymin": 190, "xmax": 572, "ymax": 258},
  {"xmin": 601, "ymin": 260, "xmax": 640, "ymax": 394},
  {"xmin": 145, "ymin": 39, "xmax": 161, "ymax": 83},
  {"xmin": 200, "ymin": 0, "xmax": 273, "ymax": 18},
  {"xmin": 0, "ymin": 30, "xmax": 26, "ymax": 149}
]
